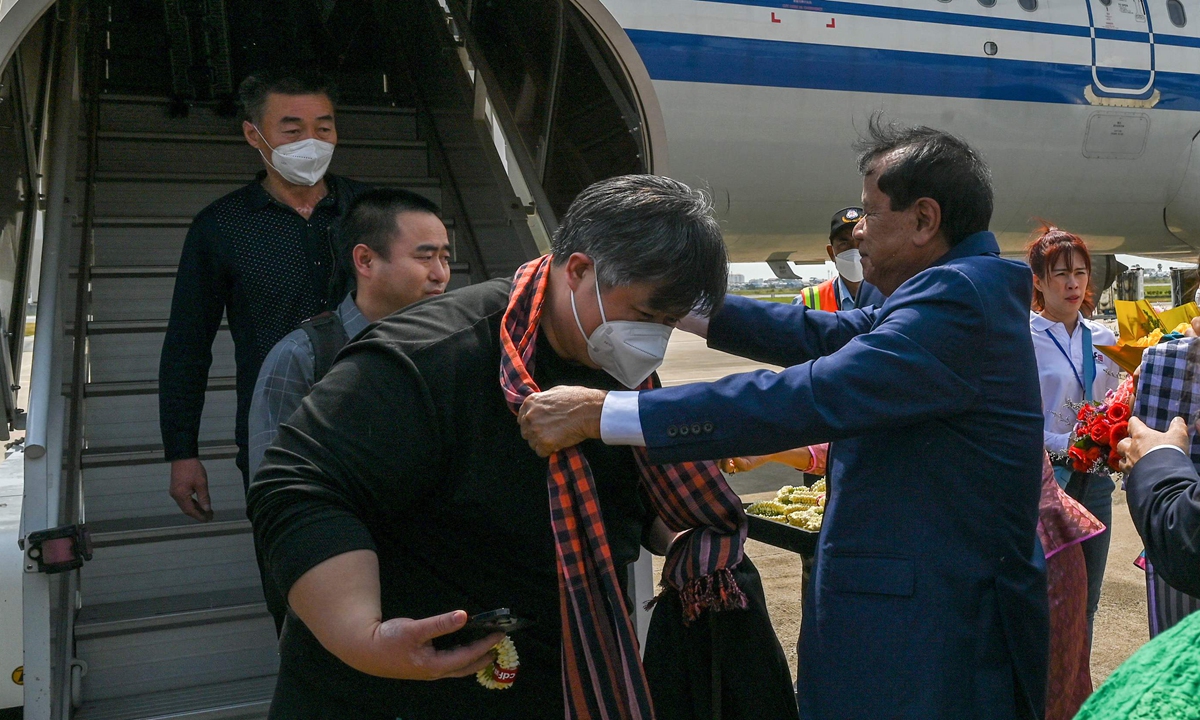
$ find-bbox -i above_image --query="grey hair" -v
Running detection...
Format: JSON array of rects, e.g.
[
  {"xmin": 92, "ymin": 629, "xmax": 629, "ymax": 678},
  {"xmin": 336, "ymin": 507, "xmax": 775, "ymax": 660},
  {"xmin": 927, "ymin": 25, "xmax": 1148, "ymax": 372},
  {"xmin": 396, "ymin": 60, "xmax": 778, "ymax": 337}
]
[
  {"xmin": 550, "ymin": 175, "xmax": 728, "ymax": 316},
  {"xmin": 238, "ymin": 68, "xmax": 339, "ymax": 125}
]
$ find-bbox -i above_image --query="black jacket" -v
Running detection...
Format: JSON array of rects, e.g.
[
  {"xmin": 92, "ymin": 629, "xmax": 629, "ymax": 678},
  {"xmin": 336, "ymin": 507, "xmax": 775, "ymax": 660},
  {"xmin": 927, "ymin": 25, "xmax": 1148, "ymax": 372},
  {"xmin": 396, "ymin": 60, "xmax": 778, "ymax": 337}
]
[
  {"xmin": 248, "ymin": 279, "xmax": 650, "ymax": 719},
  {"xmin": 1127, "ymin": 446, "xmax": 1200, "ymax": 596},
  {"xmin": 159, "ymin": 173, "xmax": 370, "ymax": 472}
]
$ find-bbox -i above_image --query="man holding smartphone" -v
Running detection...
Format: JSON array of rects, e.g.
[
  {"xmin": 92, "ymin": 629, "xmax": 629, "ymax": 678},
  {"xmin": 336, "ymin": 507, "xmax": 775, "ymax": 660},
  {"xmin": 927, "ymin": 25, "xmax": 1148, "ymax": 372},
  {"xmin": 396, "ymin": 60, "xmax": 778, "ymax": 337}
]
[{"xmin": 248, "ymin": 175, "xmax": 747, "ymax": 719}]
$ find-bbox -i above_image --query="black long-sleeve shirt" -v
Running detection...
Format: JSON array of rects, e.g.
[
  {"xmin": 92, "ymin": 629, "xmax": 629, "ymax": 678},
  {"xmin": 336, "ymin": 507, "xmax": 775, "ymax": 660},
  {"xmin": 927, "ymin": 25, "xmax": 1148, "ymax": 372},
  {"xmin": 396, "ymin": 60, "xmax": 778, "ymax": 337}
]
[
  {"xmin": 158, "ymin": 173, "xmax": 369, "ymax": 473},
  {"xmin": 1127, "ymin": 446, "xmax": 1200, "ymax": 597}
]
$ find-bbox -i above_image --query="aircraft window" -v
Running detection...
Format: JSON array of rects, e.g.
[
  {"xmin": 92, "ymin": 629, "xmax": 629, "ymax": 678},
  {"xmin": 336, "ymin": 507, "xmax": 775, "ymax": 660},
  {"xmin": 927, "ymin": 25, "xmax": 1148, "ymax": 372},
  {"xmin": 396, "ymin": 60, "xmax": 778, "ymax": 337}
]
[
  {"xmin": 1167, "ymin": 0, "xmax": 1187, "ymax": 26},
  {"xmin": 984, "ymin": 41, "xmax": 999, "ymax": 55},
  {"xmin": 1018, "ymin": 0, "xmax": 1038, "ymax": 10},
  {"xmin": 978, "ymin": 0, "xmax": 997, "ymax": 7},
  {"xmin": 1100, "ymin": 0, "xmax": 1112, "ymax": 6}
]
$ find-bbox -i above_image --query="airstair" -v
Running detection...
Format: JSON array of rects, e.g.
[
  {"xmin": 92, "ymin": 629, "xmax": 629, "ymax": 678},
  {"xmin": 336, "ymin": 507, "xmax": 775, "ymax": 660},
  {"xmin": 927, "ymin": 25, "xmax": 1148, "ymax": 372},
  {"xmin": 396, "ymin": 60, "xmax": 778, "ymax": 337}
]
[
  {"xmin": 67, "ymin": 96, "xmax": 384, "ymax": 719},
  {"xmin": 13, "ymin": 0, "xmax": 651, "ymax": 716},
  {"xmin": 20, "ymin": 0, "xmax": 547, "ymax": 717}
]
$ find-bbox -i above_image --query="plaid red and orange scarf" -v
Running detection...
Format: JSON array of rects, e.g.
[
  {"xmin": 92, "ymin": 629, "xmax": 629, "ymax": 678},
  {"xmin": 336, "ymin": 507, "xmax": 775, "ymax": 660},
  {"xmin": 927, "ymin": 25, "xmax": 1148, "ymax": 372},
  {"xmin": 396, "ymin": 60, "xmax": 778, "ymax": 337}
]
[{"xmin": 499, "ymin": 255, "xmax": 748, "ymax": 720}]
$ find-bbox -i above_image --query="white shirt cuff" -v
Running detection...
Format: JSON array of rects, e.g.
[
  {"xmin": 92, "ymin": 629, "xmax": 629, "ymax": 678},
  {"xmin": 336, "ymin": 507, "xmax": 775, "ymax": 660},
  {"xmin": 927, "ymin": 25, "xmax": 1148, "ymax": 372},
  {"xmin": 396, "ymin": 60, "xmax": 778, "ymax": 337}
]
[
  {"xmin": 1144, "ymin": 444, "xmax": 1189, "ymax": 458},
  {"xmin": 600, "ymin": 391, "xmax": 646, "ymax": 447}
]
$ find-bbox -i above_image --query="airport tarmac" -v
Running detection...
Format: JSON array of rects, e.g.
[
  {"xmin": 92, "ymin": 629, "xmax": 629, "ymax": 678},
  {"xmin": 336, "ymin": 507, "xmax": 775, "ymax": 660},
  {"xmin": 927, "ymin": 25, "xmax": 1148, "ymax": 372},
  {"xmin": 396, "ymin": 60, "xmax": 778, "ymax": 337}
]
[{"xmin": 655, "ymin": 329, "xmax": 1149, "ymax": 688}]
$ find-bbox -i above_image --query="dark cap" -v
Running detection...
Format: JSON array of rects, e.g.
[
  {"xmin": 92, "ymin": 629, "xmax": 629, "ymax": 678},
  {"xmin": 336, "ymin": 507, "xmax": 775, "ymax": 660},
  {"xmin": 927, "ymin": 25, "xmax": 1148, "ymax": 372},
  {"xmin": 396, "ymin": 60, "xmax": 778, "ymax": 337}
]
[{"xmin": 830, "ymin": 207, "xmax": 863, "ymax": 238}]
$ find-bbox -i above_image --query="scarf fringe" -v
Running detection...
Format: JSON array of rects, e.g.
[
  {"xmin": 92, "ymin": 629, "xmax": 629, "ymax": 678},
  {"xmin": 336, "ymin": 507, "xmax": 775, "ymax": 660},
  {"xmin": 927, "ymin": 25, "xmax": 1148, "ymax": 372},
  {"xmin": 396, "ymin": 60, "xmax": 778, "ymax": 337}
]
[{"xmin": 646, "ymin": 568, "xmax": 748, "ymax": 625}]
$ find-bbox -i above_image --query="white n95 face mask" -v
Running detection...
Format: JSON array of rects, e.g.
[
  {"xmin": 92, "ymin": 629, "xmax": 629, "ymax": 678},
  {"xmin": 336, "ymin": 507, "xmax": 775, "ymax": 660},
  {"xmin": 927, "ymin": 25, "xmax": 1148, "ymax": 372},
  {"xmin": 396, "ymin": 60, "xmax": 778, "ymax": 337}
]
[
  {"xmin": 834, "ymin": 248, "xmax": 864, "ymax": 283},
  {"xmin": 253, "ymin": 126, "xmax": 335, "ymax": 186},
  {"xmin": 571, "ymin": 270, "xmax": 673, "ymax": 389}
]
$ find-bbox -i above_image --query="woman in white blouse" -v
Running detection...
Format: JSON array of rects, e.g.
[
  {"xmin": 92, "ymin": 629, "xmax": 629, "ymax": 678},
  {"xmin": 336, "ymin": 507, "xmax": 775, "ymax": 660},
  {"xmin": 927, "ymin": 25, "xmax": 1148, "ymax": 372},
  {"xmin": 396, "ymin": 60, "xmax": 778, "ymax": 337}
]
[{"xmin": 1027, "ymin": 226, "xmax": 1120, "ymax": 644}]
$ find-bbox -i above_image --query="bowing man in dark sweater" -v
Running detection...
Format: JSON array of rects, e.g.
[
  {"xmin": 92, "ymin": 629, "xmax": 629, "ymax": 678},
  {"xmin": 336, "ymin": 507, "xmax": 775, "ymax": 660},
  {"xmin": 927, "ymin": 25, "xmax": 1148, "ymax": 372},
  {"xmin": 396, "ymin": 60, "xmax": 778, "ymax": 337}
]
[{"xmin": 247, "ymin": 175, "xmax": 746, "ymax": 719}]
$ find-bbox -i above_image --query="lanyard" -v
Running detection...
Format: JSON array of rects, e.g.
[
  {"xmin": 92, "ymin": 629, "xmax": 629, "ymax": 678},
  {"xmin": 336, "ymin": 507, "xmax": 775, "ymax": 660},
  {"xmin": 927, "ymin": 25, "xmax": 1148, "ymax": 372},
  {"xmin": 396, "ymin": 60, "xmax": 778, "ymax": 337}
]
[{"xmin": 1046, "ymin": 323, "xmax": 1095, "ymax": 402}]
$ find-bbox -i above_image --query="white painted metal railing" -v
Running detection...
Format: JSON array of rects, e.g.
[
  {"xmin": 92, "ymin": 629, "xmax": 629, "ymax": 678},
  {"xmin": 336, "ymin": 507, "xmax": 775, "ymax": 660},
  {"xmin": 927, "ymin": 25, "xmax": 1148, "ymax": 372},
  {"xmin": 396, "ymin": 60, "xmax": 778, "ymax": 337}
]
[
  {"xmin": 438, "ymin": 0, "xmax": 556, "ymax": 253},
  {"xmin": 20, "ymin": 2, "xmax": 79, "ymax": 716}
]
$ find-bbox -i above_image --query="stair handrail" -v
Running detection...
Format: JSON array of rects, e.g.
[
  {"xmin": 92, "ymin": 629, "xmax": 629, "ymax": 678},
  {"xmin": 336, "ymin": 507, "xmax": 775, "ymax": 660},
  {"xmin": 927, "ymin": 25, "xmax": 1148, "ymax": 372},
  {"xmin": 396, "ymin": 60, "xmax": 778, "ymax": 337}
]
[
  {"xmin": 23, "ymin": 0, "xmax": 77, "ymax": 529},
  {"xmin": 439, "ymin": 0, "xmax": 558, "ymax": 249},
  {"xmin": 61, "ymin": 0, "xmax": 104, "ymax": 528},
  {"xmin": 20, "ymin": 4, "xmax": 79, "ymax": 718}
]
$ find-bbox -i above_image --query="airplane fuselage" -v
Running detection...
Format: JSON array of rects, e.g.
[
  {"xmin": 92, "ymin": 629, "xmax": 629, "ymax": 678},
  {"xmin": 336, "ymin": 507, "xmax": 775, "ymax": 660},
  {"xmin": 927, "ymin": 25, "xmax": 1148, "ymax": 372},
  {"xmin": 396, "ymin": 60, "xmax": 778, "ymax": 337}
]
[{"xmin": 599, "ymin": 0, "xmax": 1200, "ymax": 261}]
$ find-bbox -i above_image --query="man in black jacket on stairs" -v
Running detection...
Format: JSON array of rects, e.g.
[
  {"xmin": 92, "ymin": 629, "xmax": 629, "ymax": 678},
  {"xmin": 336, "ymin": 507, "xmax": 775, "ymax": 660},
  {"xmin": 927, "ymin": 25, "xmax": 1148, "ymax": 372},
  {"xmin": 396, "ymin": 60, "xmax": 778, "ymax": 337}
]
[
  {"xmin": 159, "ymin": 68, "xmax": 370, "ymax": 518},
  {"xmin": 159, "ymin": 68, "xmax": 370, "ymax": 629}
]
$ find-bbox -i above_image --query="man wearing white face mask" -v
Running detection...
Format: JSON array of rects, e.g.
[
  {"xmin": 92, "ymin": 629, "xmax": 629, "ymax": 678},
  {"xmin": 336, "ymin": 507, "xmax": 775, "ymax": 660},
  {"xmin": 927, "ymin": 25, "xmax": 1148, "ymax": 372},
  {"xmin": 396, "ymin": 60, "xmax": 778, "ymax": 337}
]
[
  {"xmin": 246, "ymin": 175, "xmax": 797, "ymax": 719},
  {"xmin": 160, "ymin": 70, "xmax": 370, "ymax": 527},
  {"xmin": 792, "ymin": 207, "xmax": 885, "ymax": 311}
]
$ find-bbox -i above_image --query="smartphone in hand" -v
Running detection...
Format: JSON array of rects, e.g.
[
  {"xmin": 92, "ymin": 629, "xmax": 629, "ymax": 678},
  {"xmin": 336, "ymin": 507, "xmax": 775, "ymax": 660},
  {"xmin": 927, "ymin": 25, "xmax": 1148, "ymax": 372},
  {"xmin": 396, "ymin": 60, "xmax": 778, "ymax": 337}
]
[{"xmin": 437, "ymin": 608, "xmax": 535, "ymax": 648}]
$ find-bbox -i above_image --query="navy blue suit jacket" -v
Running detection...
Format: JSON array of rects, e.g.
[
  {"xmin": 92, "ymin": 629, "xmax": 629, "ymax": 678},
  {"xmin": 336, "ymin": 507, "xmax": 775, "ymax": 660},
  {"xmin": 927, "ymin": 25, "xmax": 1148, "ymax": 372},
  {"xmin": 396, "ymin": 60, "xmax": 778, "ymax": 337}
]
[
  {"xmin": 853, "ymin": 279, "xmax": 886, "ymax": 309},
  {"xmin": 640, "ymin": 233, "xmax": 1048, "ymax": 720},
  {"xmin": 1127, "ymin": 447, "xmax": 1200, "ymax": 597}
]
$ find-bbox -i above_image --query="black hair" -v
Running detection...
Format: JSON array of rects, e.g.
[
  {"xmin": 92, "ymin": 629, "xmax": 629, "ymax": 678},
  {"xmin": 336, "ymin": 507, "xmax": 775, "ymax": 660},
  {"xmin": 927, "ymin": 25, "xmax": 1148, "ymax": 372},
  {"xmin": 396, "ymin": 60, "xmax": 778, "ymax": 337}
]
[
  {"xmin": 551, "ymin": 174, "xmax": 727, "ymax": 317},
  {"xmin": 342, "ymin": 188, "xmax": 442, "ymax": 259},
  {"xmin": 855, "ymin": 114, "xmax": 993, "ymax": 246},
  {"xmin": 238, "ymin": 68, "xmax": 340, "ymax": 125}
]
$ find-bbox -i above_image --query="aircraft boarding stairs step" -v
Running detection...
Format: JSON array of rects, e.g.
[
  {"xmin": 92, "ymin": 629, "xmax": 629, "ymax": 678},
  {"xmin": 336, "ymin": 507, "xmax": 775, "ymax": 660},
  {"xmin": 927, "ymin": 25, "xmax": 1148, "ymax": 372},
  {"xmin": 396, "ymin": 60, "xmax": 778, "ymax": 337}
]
[{"xmin": 68, "ymin": 90, "xmax": 467, "ymax": 718}]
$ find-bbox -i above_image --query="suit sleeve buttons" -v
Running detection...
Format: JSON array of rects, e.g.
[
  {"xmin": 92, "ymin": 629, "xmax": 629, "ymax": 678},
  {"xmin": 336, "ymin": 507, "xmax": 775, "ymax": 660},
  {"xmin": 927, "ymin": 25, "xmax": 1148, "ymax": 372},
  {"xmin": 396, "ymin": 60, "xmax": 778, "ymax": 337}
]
[
  {"xmin": 691, "ymin": 423, "xmax": 703, "ymax": 435},
  {"xmin": 666, "ymin": 425, "xmax": 678, "ymax": 437},
  {"xmin": 703, "ymin": 422, "xmax": 714, "ymax": 433}
]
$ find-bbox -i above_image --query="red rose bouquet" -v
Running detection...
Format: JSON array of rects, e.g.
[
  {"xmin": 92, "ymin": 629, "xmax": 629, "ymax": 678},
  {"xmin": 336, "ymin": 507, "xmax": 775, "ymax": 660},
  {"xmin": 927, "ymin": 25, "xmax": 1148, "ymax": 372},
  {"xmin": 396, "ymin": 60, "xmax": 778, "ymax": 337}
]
[{"xmin": 1067, "ymin": 375, "xmax": 1135, "ymax": 473}]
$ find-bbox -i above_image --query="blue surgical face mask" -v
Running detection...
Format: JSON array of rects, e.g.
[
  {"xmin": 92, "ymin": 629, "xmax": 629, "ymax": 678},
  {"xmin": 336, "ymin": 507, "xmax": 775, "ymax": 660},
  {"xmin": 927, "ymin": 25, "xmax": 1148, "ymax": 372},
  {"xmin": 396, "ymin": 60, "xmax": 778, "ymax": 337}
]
[{"xmin": 570, "ymin": 268, "xmax": 673, "ymax": 389}]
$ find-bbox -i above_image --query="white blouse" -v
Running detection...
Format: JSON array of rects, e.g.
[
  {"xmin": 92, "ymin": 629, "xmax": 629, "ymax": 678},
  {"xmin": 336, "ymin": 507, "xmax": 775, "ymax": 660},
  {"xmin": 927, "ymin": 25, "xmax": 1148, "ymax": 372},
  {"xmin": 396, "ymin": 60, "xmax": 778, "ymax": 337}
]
[{"xmin": 1030, "ymin": 312, "xmax": 1120, "ymax": 455}]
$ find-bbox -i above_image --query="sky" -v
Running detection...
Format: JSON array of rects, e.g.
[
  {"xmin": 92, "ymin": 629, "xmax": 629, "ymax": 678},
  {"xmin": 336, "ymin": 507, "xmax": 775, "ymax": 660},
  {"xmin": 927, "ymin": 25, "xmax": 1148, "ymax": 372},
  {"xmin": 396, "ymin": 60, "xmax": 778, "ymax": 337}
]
[{"xmin": 729, "ymin": 254, "xmax": 1196, "ymax": 283}]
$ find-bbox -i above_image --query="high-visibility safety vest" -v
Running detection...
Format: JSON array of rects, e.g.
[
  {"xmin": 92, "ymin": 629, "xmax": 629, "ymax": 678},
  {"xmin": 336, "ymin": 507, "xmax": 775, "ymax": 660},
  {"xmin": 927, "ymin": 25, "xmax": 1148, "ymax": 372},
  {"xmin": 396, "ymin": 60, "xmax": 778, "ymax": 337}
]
[{"xmin": 800, "ymin": 279, "xmax": 839, "ymax": 310}]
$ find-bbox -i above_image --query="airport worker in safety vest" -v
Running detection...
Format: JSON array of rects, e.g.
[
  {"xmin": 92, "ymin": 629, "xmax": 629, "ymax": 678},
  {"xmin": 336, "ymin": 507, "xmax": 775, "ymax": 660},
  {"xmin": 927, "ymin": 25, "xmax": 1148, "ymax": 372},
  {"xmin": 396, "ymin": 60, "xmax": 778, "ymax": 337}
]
[{"xmin": 793, "ymin": 207, "xmax": 886, "ymax": 310}]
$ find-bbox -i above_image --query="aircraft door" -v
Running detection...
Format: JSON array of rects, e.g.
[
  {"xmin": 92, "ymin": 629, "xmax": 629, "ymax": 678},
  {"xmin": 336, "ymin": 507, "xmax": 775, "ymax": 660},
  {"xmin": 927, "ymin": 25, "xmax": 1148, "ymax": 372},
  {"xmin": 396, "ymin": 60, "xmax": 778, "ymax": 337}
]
[
  {"xmin": 464, "ymin": 0, "xmax": 649, "ymax": 220},
  {"xmin": 1085, "ymin": 0, "xmax": 1157, "ymax": 98}
]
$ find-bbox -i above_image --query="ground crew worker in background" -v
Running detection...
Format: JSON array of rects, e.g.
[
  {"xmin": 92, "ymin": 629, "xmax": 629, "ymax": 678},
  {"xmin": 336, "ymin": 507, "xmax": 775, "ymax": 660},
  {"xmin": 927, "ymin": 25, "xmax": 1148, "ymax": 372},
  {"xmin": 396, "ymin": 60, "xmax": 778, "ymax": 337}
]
[
  {"xmin": 793, "ymin": 206, "xmax": 886, "ymax": 310},
  {"xmin": 785, "ymin": 207, "xmax": 886, "ymax": 486}
]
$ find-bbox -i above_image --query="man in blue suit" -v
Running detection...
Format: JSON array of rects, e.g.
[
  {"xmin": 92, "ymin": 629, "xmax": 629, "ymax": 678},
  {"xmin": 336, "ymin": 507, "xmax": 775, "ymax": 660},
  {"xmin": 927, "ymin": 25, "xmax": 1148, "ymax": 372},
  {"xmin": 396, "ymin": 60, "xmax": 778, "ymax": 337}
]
[
  {"xmin": 1119, "ymin": 415, "xmax": 1200, "ymax": 597},
  {"xmin": 518, "ymin": 120, "xmax": 1049, "ymax": 720}
]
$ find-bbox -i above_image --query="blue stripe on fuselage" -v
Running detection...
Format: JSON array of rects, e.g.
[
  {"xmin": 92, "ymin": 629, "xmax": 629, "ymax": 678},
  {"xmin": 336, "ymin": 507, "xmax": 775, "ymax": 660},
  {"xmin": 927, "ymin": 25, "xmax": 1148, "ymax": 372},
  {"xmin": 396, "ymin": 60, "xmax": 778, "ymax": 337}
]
[
  {"xmin": 1094, "ymin": 27, "xmax": 1151, "ymax": 43},
  {"xmin": 626, "ymin": 29, "xmax": 1200, "ymax": 111},
  {"xmin": 1156, "ymin": 34, "xmax": 1200, "ymax": 48},
  {"xmin": 698, "ymin": 0, "xmax": 1200, "ymax": 46},
  {"xmin": 702, "ymin": 0, "xmax": 1090, "ymax": 36}
]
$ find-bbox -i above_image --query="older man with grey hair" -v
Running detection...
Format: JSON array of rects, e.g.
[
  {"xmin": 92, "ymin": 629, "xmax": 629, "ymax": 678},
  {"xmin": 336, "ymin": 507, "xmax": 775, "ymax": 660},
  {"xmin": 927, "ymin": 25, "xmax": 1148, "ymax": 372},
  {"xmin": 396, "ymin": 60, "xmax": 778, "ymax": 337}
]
[{"xmin": 247, "ymin": 175, "xmax": 796, "ymax": 719}]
